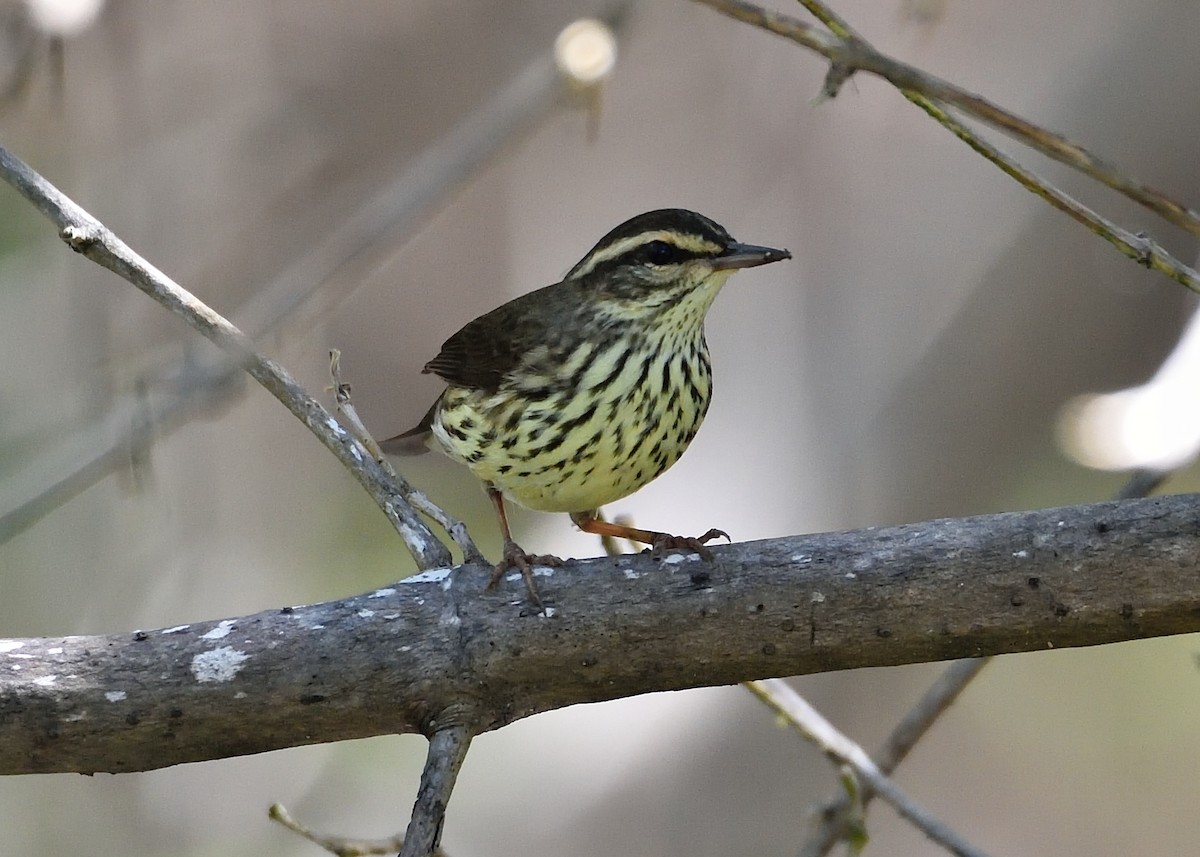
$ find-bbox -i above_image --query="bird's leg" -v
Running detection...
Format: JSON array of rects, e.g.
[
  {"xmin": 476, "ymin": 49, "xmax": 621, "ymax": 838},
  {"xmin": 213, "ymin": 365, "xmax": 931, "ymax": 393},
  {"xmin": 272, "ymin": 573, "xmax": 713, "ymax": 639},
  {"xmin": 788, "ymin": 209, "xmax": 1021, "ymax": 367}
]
[
  {"xmin": 485, "ymin": 484, "xmax": 559, "ymax": 609},
  {"xmin": 570, "ymin": 511, "xmax": 730, "ymax": 560}
]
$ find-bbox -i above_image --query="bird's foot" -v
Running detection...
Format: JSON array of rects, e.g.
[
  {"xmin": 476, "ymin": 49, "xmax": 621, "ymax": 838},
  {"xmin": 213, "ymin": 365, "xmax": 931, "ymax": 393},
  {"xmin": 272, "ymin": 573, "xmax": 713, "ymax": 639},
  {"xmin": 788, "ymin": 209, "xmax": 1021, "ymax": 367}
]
[
  {"xmin": 487, "ymin": 539, "xmax": 562, "ymax": 611},
  {"xmin": 649, "ymin": 528, "xmax": 730, "ymax": 561}
]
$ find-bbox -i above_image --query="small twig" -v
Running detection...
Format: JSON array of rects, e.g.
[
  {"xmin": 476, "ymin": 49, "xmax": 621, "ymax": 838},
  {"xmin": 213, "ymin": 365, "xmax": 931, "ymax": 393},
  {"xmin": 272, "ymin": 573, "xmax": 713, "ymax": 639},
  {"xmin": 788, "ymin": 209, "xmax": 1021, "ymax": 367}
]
[
  {"xmin": 398, "ymin": 727, "xmax": 474, "ymax": 857},
  {"xmin": 798, "ymin": 658, "xmax": 990, "ymax": 857},
  {"xmin": 0, "ymin": 144, "xmax": 451, "ymax": 571},
  {"xmin": 269, "ymin": 804, "xmax": 423, "ymax": 857},
  {"xmin": 329, "ymin": 351, "xmax": 486, "ymax": 565},
  {"xmin": 746, "ymin": 679, "xmax": 994, "ymax": 857},
  {"xmin": 693, "ymin": 0, "xmax": 1200, "ymax": 239}
]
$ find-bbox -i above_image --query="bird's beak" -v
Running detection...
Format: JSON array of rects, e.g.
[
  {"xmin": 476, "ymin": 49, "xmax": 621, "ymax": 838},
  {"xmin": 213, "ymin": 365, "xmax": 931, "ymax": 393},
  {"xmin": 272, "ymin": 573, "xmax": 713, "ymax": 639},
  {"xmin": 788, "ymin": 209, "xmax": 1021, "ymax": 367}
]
[{"xmin": 710, "ymin": 242, "xmax": 792, "ymax": 271}]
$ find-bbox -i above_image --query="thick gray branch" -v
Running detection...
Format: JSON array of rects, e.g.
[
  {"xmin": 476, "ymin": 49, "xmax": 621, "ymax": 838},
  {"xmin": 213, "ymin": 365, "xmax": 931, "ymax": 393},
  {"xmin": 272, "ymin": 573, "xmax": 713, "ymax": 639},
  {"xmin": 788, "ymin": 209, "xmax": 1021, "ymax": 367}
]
[{"xmin": 3, "ymin": 494, "xmax": 1198, "ymax": 776}]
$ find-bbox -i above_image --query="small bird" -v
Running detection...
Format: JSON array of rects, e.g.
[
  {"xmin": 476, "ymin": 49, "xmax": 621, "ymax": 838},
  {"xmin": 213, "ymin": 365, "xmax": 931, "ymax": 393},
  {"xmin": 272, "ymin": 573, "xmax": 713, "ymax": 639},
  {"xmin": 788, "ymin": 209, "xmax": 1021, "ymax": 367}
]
[{"xmin": 383, "ymin": 209, "xmax": 790, "ymax": 601}]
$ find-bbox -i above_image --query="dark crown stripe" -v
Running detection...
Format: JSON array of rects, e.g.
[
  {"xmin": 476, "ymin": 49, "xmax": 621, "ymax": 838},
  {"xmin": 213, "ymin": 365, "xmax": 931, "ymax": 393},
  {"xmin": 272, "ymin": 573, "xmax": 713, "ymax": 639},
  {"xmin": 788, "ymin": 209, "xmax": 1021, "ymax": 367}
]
[{"xmin": 565, "ymin": 209, "xmax": 733, "ymax": 280}]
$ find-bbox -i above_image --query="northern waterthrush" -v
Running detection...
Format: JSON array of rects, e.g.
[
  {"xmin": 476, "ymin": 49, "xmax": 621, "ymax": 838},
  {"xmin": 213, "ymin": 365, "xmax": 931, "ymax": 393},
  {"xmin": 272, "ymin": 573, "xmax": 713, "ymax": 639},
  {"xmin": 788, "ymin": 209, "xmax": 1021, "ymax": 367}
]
[{"xmin": 383, "ymin": 208, "xmax": 791, "ymax": 600}]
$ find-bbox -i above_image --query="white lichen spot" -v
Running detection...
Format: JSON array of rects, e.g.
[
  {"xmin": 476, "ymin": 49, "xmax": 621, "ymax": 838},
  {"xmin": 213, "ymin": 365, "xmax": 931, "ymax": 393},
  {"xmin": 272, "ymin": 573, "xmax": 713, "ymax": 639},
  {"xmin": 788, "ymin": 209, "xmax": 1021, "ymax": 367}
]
[
  {"xmin": 504, "ymin": 565, "xmax": 557, "ymax": 584},
  {"xmin": 0, "ymin": 641, "xmax": 24, "ymax": 653},
  {"xmin": 33, "ymin": 675, "xmax": 57, "ymax": 687},
  {"xmin": 811, "ymin": 591, "xmax": 826, "ymax": 604},
  {"xmin": 623, "ymin": 568, "xmax": 642, "ymax": 580},
  {"xmin": 852, "ymin": 556, "xmax": 872, "ymax": 572},
  {"xmin": 161, "ymin": 624, "xmax": 191, "ymax": 635},
  {"xmin": 790, "ymin": 554, "xmax": 813, "ymax": 564},
  {"xmin": 542, "ymin": 606, "xmax": 558, "ymax": 618},
  {"xmin": 399, "ymin": 645, "xmax": 412, "ymax": 653},
  {"xmin": 398, "ymin": 523, "xmax": 429, "ymax": 554},
  {"xmin": 357, "ymin": 609, "xmax": 375, "ymax": 619},
  {"xmin": 105, "ymin": 690, "xmax": 127, "ymax": 703},
  {"xmin": 234, "ymin": 691, "xmax": 247, "ymax": 699},
  {"xmin": 370, "ymin": 587, "xmax": 398, "ymax": 597},
  {"xmin": 662, "ymin": 552, "xmax": 701, "ymax": 565},
  {"xmin": 399, "ymin": 568, "xmax": 453, "ymax": 586},
  {"xmin": 324, "ymin": 416, "xmax": 345, "ymax": 435},
  {"xmin": 201, "ymin": 620, "xmax": 236, "ymax": 640},
  {"xmin": 9, "ymin": 653, "xmax": 34, "ymax": 659},
  {"xmin": 309, "ymin": 624, "xmax": 326, "ymax": 631},
  {"xmin": 48, "ymin": 647, "xmax": 63, "ymax": 655},
  {"xmin": 1057, "ymin": 520, "xmax": 1066, "ymax": 527},
  {"xmin": 349, "ymin": 445, "xmax": 363, "ymax": 462},
  {"xmin": 383, "ymin": 612, "xmax": 400, "ymax": 620},
  {"xmin": 1012, "ymin": 550, "xmax": 1030, "ymax": 559},
  {"xmin": 845, "ymin": 572, "xmax": 857, "ymax": 580},
  {"xmin": 191, "ymin": 647, "xmax": 249, "ymax": 683}
]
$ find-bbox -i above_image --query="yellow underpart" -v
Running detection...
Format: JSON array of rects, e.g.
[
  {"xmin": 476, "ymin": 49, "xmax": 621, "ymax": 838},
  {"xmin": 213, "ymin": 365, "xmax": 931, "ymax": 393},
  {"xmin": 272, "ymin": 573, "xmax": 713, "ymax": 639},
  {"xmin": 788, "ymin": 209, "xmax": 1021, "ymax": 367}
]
[{"xmin": 431, "ymin": 270, "xmax": 730, "ymax": 513}]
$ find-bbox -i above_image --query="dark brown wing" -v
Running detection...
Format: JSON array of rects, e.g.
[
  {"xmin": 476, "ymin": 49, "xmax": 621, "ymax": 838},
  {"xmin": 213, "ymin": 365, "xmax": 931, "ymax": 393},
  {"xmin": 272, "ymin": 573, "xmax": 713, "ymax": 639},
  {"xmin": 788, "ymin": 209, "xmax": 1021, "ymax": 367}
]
[
  {"xmin": 422, "ymin": 313, "xmax": 525, "ymax": 392},
  {"xmin": 422, "ymin": 283, "xmax": 570, "ymax": 392}
]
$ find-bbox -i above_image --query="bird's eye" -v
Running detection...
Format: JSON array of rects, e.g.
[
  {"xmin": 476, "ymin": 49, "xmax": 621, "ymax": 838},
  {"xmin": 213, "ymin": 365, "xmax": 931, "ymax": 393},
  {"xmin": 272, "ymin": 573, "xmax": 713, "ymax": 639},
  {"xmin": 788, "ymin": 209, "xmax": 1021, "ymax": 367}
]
[{"xmin": 645, "ymin": 240, "xmax": 676, "ymax": 265}]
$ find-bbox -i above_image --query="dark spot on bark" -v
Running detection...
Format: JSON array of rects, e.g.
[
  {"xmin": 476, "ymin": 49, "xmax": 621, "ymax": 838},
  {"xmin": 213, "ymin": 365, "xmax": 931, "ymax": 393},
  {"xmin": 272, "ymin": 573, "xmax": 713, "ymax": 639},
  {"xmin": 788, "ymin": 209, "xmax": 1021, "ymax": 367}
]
[
  {"xmin": 279, "ymin": 606, "xmax": 293, "ymax": 614},
  {"xmin": 1096, "ymin": 521, "xmax": 1109, "ymax": 534},
  {"xmin": 299, "ymin": 694, "xmax": 327, "ymax": 705},
  {"xmin": 876, "ymin": 627, "xmax": 892, "ymax": 638},
  {"xmin": 1027, "ymin": 577, "xmax": 1040, "ymax": 589},
  {"xmin": 169, "ymin": 708, "xmax": 183, "ymax": 719},
  {"xmin": 580, "ymin": 655, "xmax": 598, "ymax": 668},
  {"xmin": 125, "ymin": 712, "xmax": 141, "ymax": 726},
  {"xmin": 780, "ymin": 619, "xmax": 795, "ymax": 632},
  {"xmin": 1053, "ymin": 602, "xmax": 1070, "ymax": 617},
  {"xmin": 690, "ymin": 570, "xmax": 711, "ymax": 586},
  {"xmin": 133, "ymin": 631, "xmax": 149, "ymax": 642},
  {"xmin": 1120, "ymin": 603, "xmax": 1134, "ymax": 620},
  {"xmin": 762, "ymin": 643, "xmax": 777, "ymax": 656},
  {"xmin": 1010, "ymin": 593, "xmax": 1025, "ymax": 606},
  {"xmin": 753, "ymin": 603, "xmax": 765, "ymax": 613}
]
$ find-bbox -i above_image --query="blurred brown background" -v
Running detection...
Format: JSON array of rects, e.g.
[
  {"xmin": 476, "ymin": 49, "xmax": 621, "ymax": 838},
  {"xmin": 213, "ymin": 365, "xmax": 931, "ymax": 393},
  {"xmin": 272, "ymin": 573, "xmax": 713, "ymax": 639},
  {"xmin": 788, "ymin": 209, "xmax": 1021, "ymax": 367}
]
[{"xmin": 2, "ymin": 1, "xmax": 1199, "ymax": 855}]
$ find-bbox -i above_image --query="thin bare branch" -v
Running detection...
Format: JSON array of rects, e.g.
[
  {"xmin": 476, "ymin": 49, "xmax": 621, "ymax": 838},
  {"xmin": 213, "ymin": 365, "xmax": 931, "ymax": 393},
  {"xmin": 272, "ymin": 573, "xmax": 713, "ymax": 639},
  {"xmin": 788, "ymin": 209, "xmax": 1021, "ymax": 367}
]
[
  {"xmin": 269, "ymin": 804, "xmax": 416, "ymax": 857},
  {"xmin": 798, "ymin": 658, "xmax": 990, "ymax": 857},
  {"xmin": 330, "ymin": 350, "xmax": 486, "ymax": 565},
  {"xmin": 0, "ymin": 144, "xmax": 451, "ymax": 570},
  {"xmin": 748, "ymin": 679, "xmax": 993, "ymax": 857},
  {"xmin": 694, "ymin": 0, "xmax": 1200, "ymax": 238},
  {"xmin": 900, "ymin": 91, "xmax": 1200, "ymax": 293}
]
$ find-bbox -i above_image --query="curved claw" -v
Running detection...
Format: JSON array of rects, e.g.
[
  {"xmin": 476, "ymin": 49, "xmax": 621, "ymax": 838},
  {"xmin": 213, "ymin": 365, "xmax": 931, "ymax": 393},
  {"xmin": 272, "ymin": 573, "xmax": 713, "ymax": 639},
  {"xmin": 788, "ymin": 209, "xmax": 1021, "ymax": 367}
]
[
  {"xmin": 649, "ymin": 528, "xmax": 731, "ymax": 561},
  {"xmin": 487, "ymin": 539, "xmax": 560, "ymax": 611}
]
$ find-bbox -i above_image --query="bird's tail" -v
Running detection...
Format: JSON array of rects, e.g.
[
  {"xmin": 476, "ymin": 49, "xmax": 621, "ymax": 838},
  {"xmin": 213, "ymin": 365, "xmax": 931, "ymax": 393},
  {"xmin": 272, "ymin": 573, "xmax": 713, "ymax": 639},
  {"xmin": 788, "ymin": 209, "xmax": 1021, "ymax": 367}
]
[{"xmin": 379, "ymin": 400, "xmax": 437, "ymax": 456}]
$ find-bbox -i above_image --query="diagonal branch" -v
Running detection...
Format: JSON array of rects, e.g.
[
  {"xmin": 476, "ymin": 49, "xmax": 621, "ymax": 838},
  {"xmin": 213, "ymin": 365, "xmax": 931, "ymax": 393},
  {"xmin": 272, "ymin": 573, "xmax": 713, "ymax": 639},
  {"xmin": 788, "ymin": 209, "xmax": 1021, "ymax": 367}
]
[
  {"xmin": 748, "ymin": 678, "xmax": 993, "ymax": 857},
  {"xmin": 693, "ymin": 0, "xmax": 1200, "ymax": 238},
  {"xmin": 0, "ymin": 143, "xmax": 452, "ymax": 570}
]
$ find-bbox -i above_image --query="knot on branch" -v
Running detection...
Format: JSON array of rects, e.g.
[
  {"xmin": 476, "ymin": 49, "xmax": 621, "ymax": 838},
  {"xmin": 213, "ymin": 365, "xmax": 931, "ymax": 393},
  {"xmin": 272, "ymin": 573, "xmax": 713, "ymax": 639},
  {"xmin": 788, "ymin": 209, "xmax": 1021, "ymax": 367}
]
[{"xmin": 60, "ymin": 223, "xmax": 101, "ymax": 252}]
